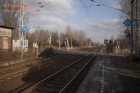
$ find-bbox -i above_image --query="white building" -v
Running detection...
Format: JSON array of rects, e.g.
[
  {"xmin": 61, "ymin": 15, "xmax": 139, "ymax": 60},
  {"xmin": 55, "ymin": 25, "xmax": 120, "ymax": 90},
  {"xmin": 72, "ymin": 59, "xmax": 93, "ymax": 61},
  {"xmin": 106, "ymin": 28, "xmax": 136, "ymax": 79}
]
[{"xmin": 12, "ymin": 39, "xmax": 28, "ymax": 52}]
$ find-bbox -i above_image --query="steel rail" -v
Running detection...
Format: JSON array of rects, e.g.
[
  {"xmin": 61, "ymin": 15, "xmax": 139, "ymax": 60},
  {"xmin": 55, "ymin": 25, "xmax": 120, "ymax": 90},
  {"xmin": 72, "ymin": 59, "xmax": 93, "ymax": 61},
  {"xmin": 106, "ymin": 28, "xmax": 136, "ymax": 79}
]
[{"xmin": 19, "ymin": 55, "xmax": 90, "ymax": 93}]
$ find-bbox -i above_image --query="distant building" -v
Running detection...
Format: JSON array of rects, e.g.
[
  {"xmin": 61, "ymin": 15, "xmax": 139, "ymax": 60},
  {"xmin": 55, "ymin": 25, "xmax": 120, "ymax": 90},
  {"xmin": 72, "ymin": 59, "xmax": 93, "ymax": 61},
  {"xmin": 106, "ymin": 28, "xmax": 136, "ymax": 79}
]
[{"xmin": 0, "ymin": 25, "xmax": 14, "ymax": 50}]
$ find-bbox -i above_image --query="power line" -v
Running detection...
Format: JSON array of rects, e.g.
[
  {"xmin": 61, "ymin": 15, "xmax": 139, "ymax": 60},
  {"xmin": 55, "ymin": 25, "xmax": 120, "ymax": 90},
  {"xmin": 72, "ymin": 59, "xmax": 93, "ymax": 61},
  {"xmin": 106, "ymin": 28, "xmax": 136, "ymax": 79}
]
[
  {"xmin": 90, "ymin": 0, "xmax": 129, "ymax": 13},
  {"xmin": 79, "ymin": 0, "xmax": 94, "ymax": 24}
]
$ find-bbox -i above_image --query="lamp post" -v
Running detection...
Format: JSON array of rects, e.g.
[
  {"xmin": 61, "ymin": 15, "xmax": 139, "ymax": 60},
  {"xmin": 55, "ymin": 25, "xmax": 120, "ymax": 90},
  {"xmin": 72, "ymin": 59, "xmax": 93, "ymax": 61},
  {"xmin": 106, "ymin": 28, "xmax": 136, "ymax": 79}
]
[
  {"xmin": 70, "ymin": 32, "xmax": 73, "ymax": 50},
  {"xmin": 59, "ymin": 33, "xmax": 61, "ymax": 50}
]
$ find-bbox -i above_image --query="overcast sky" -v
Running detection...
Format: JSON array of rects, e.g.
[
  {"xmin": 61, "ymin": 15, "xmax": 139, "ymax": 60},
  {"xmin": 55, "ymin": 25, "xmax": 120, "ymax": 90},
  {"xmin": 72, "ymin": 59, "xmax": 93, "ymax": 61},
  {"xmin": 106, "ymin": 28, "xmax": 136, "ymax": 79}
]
[{"xmin": 26, "ymin": 0, "xmax": 125, "ymax": 43}]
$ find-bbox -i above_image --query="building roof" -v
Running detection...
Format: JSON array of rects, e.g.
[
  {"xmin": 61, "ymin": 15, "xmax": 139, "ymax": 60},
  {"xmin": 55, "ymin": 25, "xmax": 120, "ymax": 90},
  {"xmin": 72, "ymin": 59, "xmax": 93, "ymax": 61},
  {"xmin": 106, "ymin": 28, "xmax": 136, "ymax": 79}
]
[{"xmin": 0, "ymin": 25, "xmax": 15, "ymax": 30}]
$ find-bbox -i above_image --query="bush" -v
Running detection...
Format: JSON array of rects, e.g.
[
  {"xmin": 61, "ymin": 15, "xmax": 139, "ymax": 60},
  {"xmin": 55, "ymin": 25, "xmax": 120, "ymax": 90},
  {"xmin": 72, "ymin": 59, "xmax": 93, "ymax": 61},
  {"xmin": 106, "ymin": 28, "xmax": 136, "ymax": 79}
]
[
  {"xmin": 0, "ymin": 50, "xmax": 21, "ymax": 62},
  {"xmin": 0, "ymin": 49, "xmax": 35, "ymax": 62}
]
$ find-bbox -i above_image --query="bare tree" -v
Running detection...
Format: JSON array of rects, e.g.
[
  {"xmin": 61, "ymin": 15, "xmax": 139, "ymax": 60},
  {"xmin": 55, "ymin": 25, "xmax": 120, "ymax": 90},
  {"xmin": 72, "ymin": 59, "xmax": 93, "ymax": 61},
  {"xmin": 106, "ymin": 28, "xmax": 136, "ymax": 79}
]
[
  {"xmin": 120, "ymin": 0, "xmax": 131, "ymax": 17},
  {"xmin": 28, "ymin": 25, "xmax": 95, "ymax": 51},
  {"xmin": 0, "ymin": 0, "xmax": 28, "ymax": 39}
]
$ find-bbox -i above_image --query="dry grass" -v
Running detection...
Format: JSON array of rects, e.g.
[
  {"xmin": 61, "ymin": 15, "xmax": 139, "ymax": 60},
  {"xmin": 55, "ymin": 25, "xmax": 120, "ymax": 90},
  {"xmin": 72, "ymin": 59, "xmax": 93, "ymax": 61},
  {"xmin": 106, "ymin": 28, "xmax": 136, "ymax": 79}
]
[{"xmin": 0, "ymin": 50, "xmax": 35, "ymax": 62}]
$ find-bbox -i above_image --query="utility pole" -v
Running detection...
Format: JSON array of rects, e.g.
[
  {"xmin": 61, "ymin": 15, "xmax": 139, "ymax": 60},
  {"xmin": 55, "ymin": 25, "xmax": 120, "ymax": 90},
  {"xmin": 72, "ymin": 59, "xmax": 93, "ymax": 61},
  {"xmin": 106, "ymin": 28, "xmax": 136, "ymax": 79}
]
[
  {"xmin": 130, "ymin": 0, "xmax": 135, "ymax": 61},
  {"xmin": 132, "ymin": 0, "xmax": 140, "ymax": 60},
  {"xmin": 112, "ymin": 35, "xmax": 115, "ymax": 53},
  {"xmin": 67, "ymin": 37, "xmax": 70, "ymax": 50},
  {"xmin": 20, "ymin": 0, "xmax": 24, "ymax": 61},
  {"xmin": 36, "ymin": 31, "xmax": 38, "ymax": 58},
  {"xmin": 105, "ymin": 34, "xmax": 107, "ymax": 39},
  {"xmin": 49, "ymin": 31, "xmax": 52, "ymax": 47},
  {"xmin": 59, "ymin": 33, "xmax": 61, "ymax": 50},
  {"xmin": 70, "ymin": 33, "xmax": 73, "ymax": 50}
]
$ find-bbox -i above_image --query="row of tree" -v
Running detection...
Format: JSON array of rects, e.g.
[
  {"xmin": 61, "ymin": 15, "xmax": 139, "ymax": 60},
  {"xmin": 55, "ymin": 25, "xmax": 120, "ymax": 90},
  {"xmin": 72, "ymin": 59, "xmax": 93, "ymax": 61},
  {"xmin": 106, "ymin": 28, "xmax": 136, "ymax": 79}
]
[
  {"xmin": 0, "ymin": 0, "xmax": 21, "ymax": 39},
  {"xmin": 27, "ymin": 26, "xmax": 95, "ymax": 50},
  {"xmin": 0, "ymin": 0, "xmax": 95, "ymax": 49}
]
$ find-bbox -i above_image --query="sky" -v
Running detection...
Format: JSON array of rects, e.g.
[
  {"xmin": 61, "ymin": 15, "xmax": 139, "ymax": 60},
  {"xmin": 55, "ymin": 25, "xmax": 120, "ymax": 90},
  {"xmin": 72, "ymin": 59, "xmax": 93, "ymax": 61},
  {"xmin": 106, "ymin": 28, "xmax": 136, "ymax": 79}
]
[{"xmin": 26, "ymin": 0, "xmax": 125, "ymax": 43}]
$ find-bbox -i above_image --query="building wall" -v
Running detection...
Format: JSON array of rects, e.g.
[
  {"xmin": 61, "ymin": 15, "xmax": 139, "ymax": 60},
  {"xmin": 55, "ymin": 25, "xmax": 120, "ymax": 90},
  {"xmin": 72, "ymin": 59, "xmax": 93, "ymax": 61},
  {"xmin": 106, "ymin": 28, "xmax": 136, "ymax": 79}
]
[{"xmin": 0, "ymin": 28, "xmax": 12, "ymax": 50}]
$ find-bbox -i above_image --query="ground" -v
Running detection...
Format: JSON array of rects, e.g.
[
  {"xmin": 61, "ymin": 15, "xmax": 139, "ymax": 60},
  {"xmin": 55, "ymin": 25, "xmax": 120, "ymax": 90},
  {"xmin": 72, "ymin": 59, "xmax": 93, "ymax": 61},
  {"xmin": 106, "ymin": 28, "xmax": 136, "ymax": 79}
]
[{"xmin": 76, "ymin": 56, "xmax": 140, "ymax": 93}]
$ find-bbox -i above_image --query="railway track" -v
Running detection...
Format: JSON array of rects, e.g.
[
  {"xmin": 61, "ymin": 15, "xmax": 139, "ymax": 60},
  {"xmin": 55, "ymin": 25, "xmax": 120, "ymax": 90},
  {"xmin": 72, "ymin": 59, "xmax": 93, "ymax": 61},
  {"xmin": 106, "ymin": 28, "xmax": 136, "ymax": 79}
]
[
  {"xmin": 4, "ymin": 54, "xmax": 82, "ymax": 93},
  {"xmin": 11, "ymin": 55, "xmax": 95, "ymax": 93},
  {"xmin": 0, "ymin": 54, "xmax": 60, "ymax": 75},
  {"xmin": 0, "ymin": 51, "xmax": 86, "ymax": 78},
  {"xmin": 0, "ymin": 54, "xmax": 69, "ymax": 79}
]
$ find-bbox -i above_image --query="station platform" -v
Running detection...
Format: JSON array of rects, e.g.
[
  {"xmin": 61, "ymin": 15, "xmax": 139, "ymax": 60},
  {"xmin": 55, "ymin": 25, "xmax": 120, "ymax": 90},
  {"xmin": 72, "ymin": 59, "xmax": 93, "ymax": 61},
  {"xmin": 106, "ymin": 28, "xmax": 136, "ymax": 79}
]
[{"xmin": 76, "ymin": 57, "xmax": 140, "ymax": 93}]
